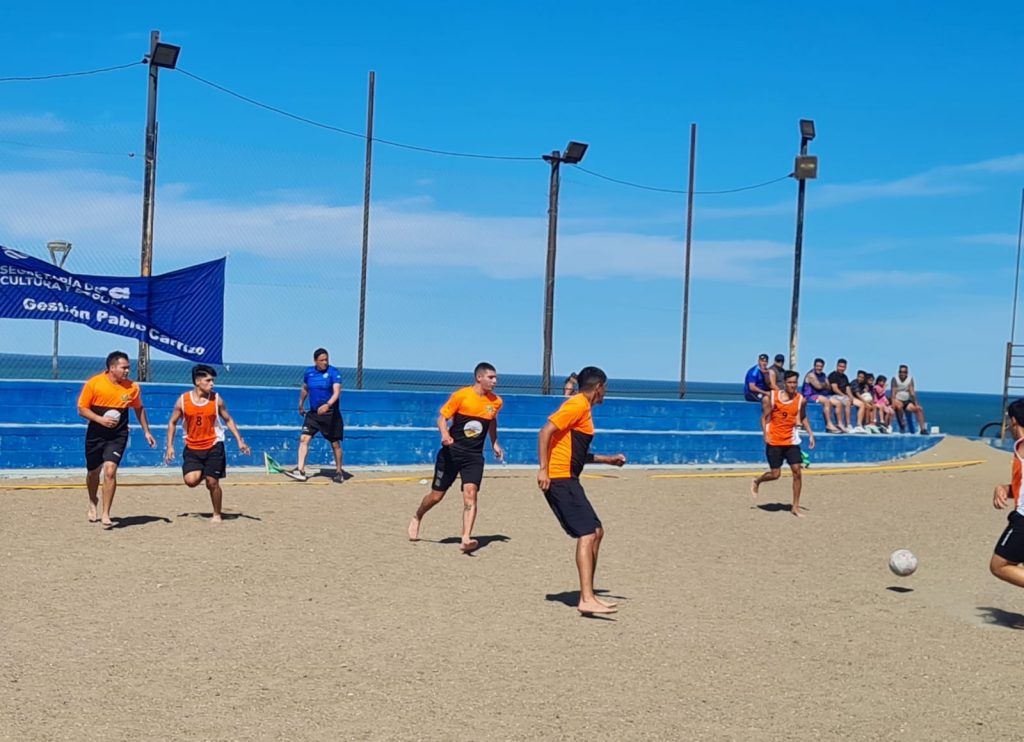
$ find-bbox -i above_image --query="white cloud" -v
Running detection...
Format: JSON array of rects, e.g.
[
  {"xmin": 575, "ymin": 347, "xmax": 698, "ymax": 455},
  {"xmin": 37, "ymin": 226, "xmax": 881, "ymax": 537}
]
[
  {"xmin": 958, "ymin": 232, "xmax": 1019, "ymax": 247},
  {"xmin": 808, "ymin": 270, "xmax": 955, "ymax": 291},
  {"xmin": 0, "ymin": 113, "xmax": 68, "ymax": 134}
]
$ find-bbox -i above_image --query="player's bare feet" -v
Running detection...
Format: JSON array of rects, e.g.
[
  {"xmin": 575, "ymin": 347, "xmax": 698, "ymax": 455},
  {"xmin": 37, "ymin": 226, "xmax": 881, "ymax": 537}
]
[
  {"xmin": 101, "ymin": 516, "xmax": 114, "ymax": 529},
  {"xmin": 791, "ymin": 506, "xmax": 805, "ymax": 518},
  {"xmin": 407, "ymin": 517, "xmax": 421, "ymax": 541},
  {"xmin": 211, "ymin": 514, "xmax": 223, "ymax": 524},
  {"xmin": 750, "ymin": 479, "xmax": 759, "ymax": 497},
  {"xmin": 595, "ymin": 596, "xmax": 618, "ymax": 608},
  {"xmin": 577, "ymin": 599, "xmax": 617, "ymax": 615},
  {"xmin": 87, "ymin": 504, "xmax": 98, "ymax": 523},
  {"xmin": 460, "ymin": 538, "xmax": 479, "ymax": 553}
]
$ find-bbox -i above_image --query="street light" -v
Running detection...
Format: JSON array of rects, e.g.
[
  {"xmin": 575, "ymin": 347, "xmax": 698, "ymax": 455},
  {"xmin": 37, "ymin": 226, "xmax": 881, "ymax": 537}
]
[
  {"xmin": 541, "ymin": 140, "xmax": 588, "ymax": 394},
  {"xmin": 137, "ymin": 30, "xmax": 180, "ymax": 382},
  {"xmin": 788, "ymin": 119, "xmax": 817, "ymax": 372},
  {"xmin": 47, "ymin": 240, "xmax": 73, "ymax": 379}
]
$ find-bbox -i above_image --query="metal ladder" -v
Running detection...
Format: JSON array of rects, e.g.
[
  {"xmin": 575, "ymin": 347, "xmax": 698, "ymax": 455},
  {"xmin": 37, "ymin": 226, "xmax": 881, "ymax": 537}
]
[{"xmin": 1001, "ymin": 342, "xmax": 1024, "ymax": 439}]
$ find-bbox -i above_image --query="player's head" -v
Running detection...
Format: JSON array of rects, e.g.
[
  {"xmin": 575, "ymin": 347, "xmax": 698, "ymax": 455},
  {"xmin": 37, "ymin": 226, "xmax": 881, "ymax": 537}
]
[
  {"xmin": 813, "ymin": 358, "xmax": 825, "ymax": 372},
  {"xmin": 577, "ymin": 366, "xmax": 608, "ymax": 404},
  {"xmin": 313, "ymin": 348, "xmax": 329, "ymax": 370},
  {"xmin": 1008, "ymin": 399, "xmax": 1024, "ymax": 436},
  {"xmin": 898, "ymin": 364, "xmax": 909, "ymax": 379},
  {"xmin": 784, "ymin": 370, "xmax": 799, "ymax": 393},
  {"xmin": 105, "ymin": 351, "xmax": 130, "ymax": 379},
  {"xmin": 474, "ymin": 362, "xmax": 497, "ymax": 391},
  {"xmin": 757, "ymin": 353, "xmax": 768, "ymax": 369},
  {"xmin": 774, "ymin": 354, "xmax": 785, "ymax": 367},
  {"xmin": 836, "ymin": 358, "xmax": 847, "ymax": 372},
  {"xmin": 192, "ymin": 364, "xmax": 217, "ymax": 387}
]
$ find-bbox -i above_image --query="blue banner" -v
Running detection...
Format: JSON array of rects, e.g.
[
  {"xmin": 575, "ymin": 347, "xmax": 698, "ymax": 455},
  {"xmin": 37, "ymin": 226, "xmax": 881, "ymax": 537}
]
[{"xmin": 0, "ymin": 245, "xmax": 225, "ymax": 363}]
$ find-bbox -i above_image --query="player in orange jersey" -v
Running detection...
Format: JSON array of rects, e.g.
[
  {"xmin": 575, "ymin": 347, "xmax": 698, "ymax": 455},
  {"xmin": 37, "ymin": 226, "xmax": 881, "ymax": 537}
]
[
  {"xmin": 165, "ymin": 365, "xmax": 251, "ymax": 523},
  {"xmin": 537, "ymin": 366, "xmax": 626, "ymax": 615},
  {"xmin": 990, "ymin": 399, "xmax": 1024, "ymax": 586},
  {"xmin": 751, "ymin": 370, "xmax": 816, "ymax": 517},
  {"xmin": 76, "ymin": 351, "xmax": 157, "ymax": 527},
  {"xmin": 408, "ymin": 363, "xmax": 504, "ymax": 552}
]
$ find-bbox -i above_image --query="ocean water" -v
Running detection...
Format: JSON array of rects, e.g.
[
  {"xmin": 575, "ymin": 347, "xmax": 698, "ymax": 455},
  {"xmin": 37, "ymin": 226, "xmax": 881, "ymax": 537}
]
[{"xmin": 0, "ymin": 353, "xmax": 1006, "ymax": 438}]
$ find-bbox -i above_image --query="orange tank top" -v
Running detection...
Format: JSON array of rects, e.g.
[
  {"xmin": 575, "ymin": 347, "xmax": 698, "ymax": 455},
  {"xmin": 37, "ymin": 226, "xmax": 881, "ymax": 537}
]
[
  {"xmin": 765, "ymin": 390, "xmax": 802, "ymax": 447},
  {"xmin": 1013, "ymin": 437, "xmax": 1024, "ymax": 514},
  {"xmin": 181, "ymin": 391, "xmax": 224, "ymax": 451}
]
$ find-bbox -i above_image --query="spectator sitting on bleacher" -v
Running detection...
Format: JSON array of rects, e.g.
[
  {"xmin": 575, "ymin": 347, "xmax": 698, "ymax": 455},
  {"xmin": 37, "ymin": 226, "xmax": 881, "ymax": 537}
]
[
  {"xmin": 892, "ymin": 364, "xmax": 927, "ymax": 435},
  {"xmin": 744, "ymin": 354, "xmax": 771, "ymax": 402},
  {"xmin": 802, "ymin": 357, "xmax": 842, "ymax": 433},
  {"xmin": 848, "ymin": 370, "xmax": 876, "ymax": 433},
  {"xmin": 827, "ymin": 358, "xmax": 854, "ymax": 432},
  {"xmin": 766, "ymin": 354, "xmax": 788, "ymax": 391},
  {"xmin": 872, "ymin": 374, "xmax": 894, "ymax": 432}
]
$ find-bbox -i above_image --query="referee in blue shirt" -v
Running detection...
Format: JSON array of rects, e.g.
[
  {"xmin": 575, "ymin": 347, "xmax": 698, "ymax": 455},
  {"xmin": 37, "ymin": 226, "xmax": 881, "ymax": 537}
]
[{"xmin": 286, "ymin": 348, "xmax": 344, "ymax": 482}]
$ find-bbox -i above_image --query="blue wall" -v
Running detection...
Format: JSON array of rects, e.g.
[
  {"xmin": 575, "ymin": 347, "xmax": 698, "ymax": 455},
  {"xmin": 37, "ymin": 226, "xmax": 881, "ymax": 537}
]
[{"xmin": 0, "ymin": 380, "xmax": 941, "ymax": 470}]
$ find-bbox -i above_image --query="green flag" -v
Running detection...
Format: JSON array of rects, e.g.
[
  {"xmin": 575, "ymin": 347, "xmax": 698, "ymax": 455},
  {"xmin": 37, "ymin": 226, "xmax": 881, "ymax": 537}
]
[{"xmin": 264, "ymin": 452, "xmax": 286, "ymax": 474}]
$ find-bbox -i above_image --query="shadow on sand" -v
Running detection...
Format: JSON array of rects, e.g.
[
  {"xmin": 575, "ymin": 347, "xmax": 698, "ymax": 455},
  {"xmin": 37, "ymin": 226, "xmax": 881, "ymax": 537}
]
[
  {"xmin": 315, "ymin": 468, "xmax": 354, "ymax": 481},
  {"xmin": 544, "ymin": 589, "xmax": 625, "ymax": 620},
  {"xmin": 976, "ymin": 606, "xmax": 1024, "ymax": 629},
  {"xmin": 885, "ymin": 586, "xmax": 914, "ymax": 594},
  {"xmin": 755, "ymin": 502, "xmax": 806, "ymax": 515},
  {"xmin": 176, "ymin": 512, "xmax": 262, "ymax": 522},
  {"xmin": 105, "ymin": 514, "xmax": 172, "ymax": 529},
  {"xmin": 436, "ymin": 534, "xmax": 510, "ymax": 555}
]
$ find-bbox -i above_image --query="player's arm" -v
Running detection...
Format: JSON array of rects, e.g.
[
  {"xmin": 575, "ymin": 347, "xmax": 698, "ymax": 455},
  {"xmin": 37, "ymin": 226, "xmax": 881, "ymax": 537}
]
[
  {"xmin": 589, "ymin": 453, "xmax": 626, "ymax": 467},
  {"xmin": 436, "ymin": 413, "xmax": 453, "ymax": 446},
  {"xmin": 326, "ymin": 382, "xmax": 341, "ymax": 408},
  {"xmin": 760, "ymin": 395, "xmax": 771, "ymax": 437},
  {"xmin": 77, "ymin": 385, "xmax": 116, "ymax": 428},
  {"xmin": 135, "ymin": 405, "xmax": 157, "ymax": 447},
  {"xmin": 488, "ymin": 418, "xmax": 504, "ymax": 460},
  {"xmin": 218, "ymin": 399, "xmax": 251, "ymax": 456},
  {"xmin": 298, "ymin": 383, "xmax": 308, "ymax": 415},
  {"xmin": 993, "ymin": 483, "xmax": 1012, "ymax": 509},
  {"xmin": 537, "ymin": 421, "xmax": 558, "ymax": 491},
  {"xmin": 165, "ymin": 399, "xmax": 183, "ymax": 463},
  {"xmin": 800, "ymin": 400, "xmax": 816, "ymax": 449}
]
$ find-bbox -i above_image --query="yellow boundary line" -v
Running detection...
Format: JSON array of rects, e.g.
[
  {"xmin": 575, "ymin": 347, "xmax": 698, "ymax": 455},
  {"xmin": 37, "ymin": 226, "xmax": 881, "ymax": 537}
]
[
  {"xmin": 649, "ymin": 459, "xmax": 986, "ymax": 479},
  {"xmin": 0, "ymin": 474, "xmax": 431, "ymax": 490}
]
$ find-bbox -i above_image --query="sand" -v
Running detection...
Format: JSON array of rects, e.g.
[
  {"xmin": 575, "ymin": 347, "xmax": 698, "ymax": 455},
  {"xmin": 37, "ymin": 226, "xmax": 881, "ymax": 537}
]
[{"xmin": 1, "ymin": 436, "xmax": 1021, "ymax": 741}]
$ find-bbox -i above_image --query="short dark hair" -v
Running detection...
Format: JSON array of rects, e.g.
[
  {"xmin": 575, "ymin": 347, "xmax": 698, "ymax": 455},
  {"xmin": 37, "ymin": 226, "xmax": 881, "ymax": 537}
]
[
  {"xmin": 877, "ymin": 375, "xmax": 887, "ymax": 384},
  {"xmin": 899, "ymin": 364, "xmax": 909, "ymax": 371},
  {"xmin": 192, "ymin": 364, "xmax": 217, "ymax": 383},
  {"xmin": 856, "ymin": 369, "xmax": 866, "ymax": 377},
  {"xmin": 105, "ymin": 351, "xmax": 128, "ymax": 369},
  {"xmin": 758, "ymin": 353, "xmax": 769, "ymax": 361},
  {"xmin": 313, "ymin": 348, "xmax": 329, "ymax": 360},
  {"xmin": 837, "ymin": 358, "xmax": 847, "ymax": 365},
  {"xmin": 784, "ymin": 370, "xmax": 799, "ymax": 381},
  {"xmin": 813, "ymin": 357, "xmax": 825, "ymax": 365},
  {"xmin": 474, "ymin": 362, "xmax": 496, "ymax": 378},
  {"xmin": 1008, "ymin": 399, "xmax": 1024, "ymax": 427},
  {"xmin": 577, "ymin": 366, "xmax": 607, "ymax": 391}
]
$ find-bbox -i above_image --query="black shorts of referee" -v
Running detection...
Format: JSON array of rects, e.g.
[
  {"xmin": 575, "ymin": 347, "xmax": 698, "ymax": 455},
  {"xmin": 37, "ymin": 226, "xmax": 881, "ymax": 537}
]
[
  {"xmin": 183, "ymin": 442, "xmax": 227, "ymax": 480},
  {"xmin": 85, "ymin": 428, "xmax": 129, "ymax": 471},
  {"xmin": 544, "ymin": 478, "xmax": 602, "ymax": 538},
  {"xmin": 765, "ymin": 444, "xmax": 802, "ymax": 470},
  {"xmin": 994, "ymin": 511, "xmax": 1024, "ymax": 563},
  {"xmin": 301, "ymin": 408, "xmax": 344, "ymax": 442},
  {"xmin": 431, "ymin": 446, "xmax": 484, "ymax": 493}
]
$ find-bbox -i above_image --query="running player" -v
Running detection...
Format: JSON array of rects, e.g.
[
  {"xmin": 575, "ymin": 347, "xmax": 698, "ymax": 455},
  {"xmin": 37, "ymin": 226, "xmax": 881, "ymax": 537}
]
[
  {"xmin": 989, "ymin": 399, "xmax": 1024, "ymax": 587},
  {"xmin": 165, "ymin": 365, "xmax": 251, "ymax": 523},
  {"xmin": 286, "ymin": 348, "xmax": 344, "ymax": 483},
  {"xmin": 751, "ymin": 370, "xmax": 816, "ymax": 517},
  {"xmin": 537, "ymin": 366, "xmax": 626, "ymax": 615},
  {"xmin": 76, "ymin": 351, "xmax": 157, "ymax": 527},
  {"xmin": 407, "ymin": 362, "xmax": 504, "ymax": 553}
]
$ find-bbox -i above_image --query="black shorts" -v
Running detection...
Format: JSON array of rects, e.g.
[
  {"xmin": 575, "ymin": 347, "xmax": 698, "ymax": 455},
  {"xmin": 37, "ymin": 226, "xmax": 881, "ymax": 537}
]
[
  {"xmin": 766, "ymin": 444, "xmax": 802, "ymax": 470},
  {"xmin": 85, "ymin": 430, "xmax": 129, "ymax": 471},
  {"xmin": 994, "ymin": 511, "xmax": 1024, "ymax": 563},
  {"xmin": 183, "ymin": 442, "xmax": 227, "ymax": 480},
  {"xmin": 431, "ymin": 447, "xmax": 484, "ymax": 493},
  {"xmin": 301, "ymin": 409, "xmax": 344, "ymax": 442},
  {"xmin": 544, "ymin": 478, "xmax": 602, "ymax": 538}
]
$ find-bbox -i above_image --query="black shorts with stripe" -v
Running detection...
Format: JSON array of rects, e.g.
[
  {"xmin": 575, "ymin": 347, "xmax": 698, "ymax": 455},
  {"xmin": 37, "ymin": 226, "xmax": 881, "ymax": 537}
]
[
  {"xmin": 994, "ymin": 511, "xmax": 1024, "ymax": 563},
  {"xmin": 544, "ymin": 478, "xmax": 602, "ymax": 538},
  {"xmin": 85, "ymin": 429, "xmax": 129, "ymax": 471},
  {"xmin": 431, "ymin": 447, "xmax": 484, "ymax": 493},
  {"xmin": 183, "ymin": 442, "xmax": 227, "ymax": 480},
  {"xmin": 766, "ymin": 444, "xmax": 802, "ymax": 470},
  {"xmin": 301, "ymin": 409, "xmax": 344, "ymax": 442}
]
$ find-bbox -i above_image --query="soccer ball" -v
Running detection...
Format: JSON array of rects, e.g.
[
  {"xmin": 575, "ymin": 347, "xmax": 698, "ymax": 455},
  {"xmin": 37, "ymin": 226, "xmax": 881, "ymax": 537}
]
[{"xmin": 888, "ymin": 549, "xmax": 918, "ymax": 577}]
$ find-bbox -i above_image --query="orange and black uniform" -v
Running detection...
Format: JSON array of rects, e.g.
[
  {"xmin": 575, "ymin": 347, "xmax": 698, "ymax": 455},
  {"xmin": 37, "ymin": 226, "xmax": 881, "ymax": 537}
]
[
  {"xmin": 180, "ymin": 391, "xmax": 227, "ymax": 479},
  {"xmin": 431, "ymin": 386, "xmax": 502, "ymax": 493},
  {"xmin": 994, "ymin": 437, "xmax": 1024, "ymax": 563},
  {"xmin": 764, "ymin": 390, "xmax": 804, "ymax": 470},
  {"xmin": 542, "ymin": 393, "xmax": 602, "ymax": 538},
  {"xmin": 78, "ymin": 372, "xmax": 142, "ymax": 470}
]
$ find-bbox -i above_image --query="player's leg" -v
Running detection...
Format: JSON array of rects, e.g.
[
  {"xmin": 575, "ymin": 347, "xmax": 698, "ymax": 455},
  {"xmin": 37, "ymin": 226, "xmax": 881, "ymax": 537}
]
[
  {"xmin": 85, "ymin": 467, "xmax": 101, "ymax": 522},
  {"xmin": 990, "ymin": 555, "xmax": 1024, "ymax": 587},
  {"xmin": 330, "ymin": 440, "xmax": 344, "ymax": 483},
  {"xmin": 991, "ymin": 517, "xmax": 1024, "ymax": 586},
  {"xmin": 182, "ymin": 446, "xmax": 205, "ymax": 487},
  {"xmin": 752, "ymin": 446, "xmax": 784, "ymax": 495},
  {"xmin": 459, "ymin": 460, "xmax": 484, "ymax": 552},
  {"xmin": 206, "ymin": 475, "xmax": 223, "ymax": 523},
  {"xmin": 788, "ymin": 448, "xmax": 805, "ymax": 517},
  {"xmin": 100, "ymin": 460, "xmax": 119, "ymax": 527},
  {"xmin": 408, "ymin": 449, "xmax": 453, "ymax": 540},
  {"xmin": 293, "ymin": 433, "xmax": 313, "ymax": 478},
  {"xmin": 589, "ymin": 526, "xmax": 617, "ymax": 608}
]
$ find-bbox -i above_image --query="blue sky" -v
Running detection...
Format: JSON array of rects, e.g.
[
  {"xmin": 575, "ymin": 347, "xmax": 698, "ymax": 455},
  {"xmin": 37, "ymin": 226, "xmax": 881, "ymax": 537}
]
[{"xmin": 1, "ymin": 2, "xmax": 1023, "ymax": 393}]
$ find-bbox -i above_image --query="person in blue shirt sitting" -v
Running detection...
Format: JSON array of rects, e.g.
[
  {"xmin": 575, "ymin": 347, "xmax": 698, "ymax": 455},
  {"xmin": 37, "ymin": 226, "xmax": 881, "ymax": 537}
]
[{"xmin": 743, "ymin": 353, "xmax": 771, "ymax": 402}]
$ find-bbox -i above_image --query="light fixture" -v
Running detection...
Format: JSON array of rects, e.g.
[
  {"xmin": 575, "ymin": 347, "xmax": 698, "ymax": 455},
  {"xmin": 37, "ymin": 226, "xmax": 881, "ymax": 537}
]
[
  {"xmin": 562, "ymin": 141, "xmax": 589, "ymax": 164},
  {"xmin": 150, "ymin": 42, "xmax": 181, "ymax": 69},
  {"xmin": 799, "ymin": 119, "xmax": 816, "ymax": 141}
]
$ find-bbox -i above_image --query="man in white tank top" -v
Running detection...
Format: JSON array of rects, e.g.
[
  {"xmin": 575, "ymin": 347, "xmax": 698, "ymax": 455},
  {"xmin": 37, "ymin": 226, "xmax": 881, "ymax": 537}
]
[{"xmin": 892, "ymin": 364, "xmax": 926, "ymax": 434}]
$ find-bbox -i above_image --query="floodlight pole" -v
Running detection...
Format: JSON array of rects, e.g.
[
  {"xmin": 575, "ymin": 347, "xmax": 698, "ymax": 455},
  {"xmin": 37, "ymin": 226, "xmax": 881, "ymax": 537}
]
[
  {"xmin": 541, "ymin": 150, "xmax": 562, "ymax": 395},
  {"xmin": 788, "ymin": 127, "xmax": 813, "ymax": 372},
  {"xmin": 138, "ymin": 30, "xmax": 164, "ymax": 382},
  {"xmin": 356, "ymin": 71, "xmax": 375, "ymax": 390},
  {"xmin": 47, "ymin": 241, "xmax": 72, "ymax": 379},
  {"xmin": 679, "ymin": 123, "xmax": 697, "ymax": 399}
]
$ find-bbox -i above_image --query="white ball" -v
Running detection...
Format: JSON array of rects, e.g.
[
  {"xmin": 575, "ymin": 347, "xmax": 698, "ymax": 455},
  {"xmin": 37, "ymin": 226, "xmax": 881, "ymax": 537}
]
[
  {"xmin": 103, "ymin": 409, "xmax": 121, "ymax": 421},
  {"xmin": 889, "ymin": 549, "xmax": 918, "ymax": 577}
]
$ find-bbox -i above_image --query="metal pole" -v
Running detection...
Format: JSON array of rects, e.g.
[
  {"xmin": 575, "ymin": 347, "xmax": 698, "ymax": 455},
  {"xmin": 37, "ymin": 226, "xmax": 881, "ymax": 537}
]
[
  {"xmin": 542, "ymin": 151, "xmax": 561, "ymax": 395},
  {"xmin": 137, "ymin": 30, "xmax": 161, "ymax": 382},
  {"xmin": 356, "ymin": 71, "xmax": 375, "ymax": 390},
  {"xmin": 679, "ymin": 123, "xmax": 697, "ymax": 399},
  {"xmin": 1002, "ymin": 341, "xmax": 1013, "ymax": 440},
  {"xmin": 1011, "ymin": 188, "xmax": 1024, "ymax": 346},
  {"xmin": 788, "ymin": 136, "xmax": 809, "ymax": 372}
]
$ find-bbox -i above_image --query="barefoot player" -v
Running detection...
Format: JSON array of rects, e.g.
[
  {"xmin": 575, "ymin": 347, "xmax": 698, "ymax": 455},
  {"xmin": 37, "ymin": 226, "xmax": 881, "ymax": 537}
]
[
  {"xmin": 165, "ymin": 365, "xmax": 251, "ymax": 523},
  {"xmin": 77, "ymin": 351, "xmax": 157, "ymax": 527},
  {"xmin": 989, "ymin": 399, "xmax": 1024, "ymax": 586},
  {"xmin": 537, "ymin": 366, "xmax": 626, "ymax": 615},
  {"xmin": 408, "ymin": 363, "xmax": 504, "ymax": 552},
  {"xmin": 751, "ymin": 370, "xmax": 816, "ymax": 517}
]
